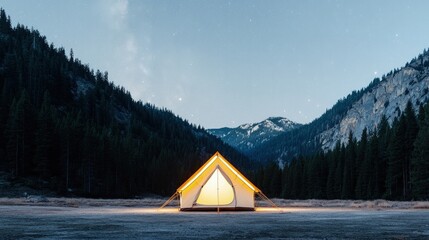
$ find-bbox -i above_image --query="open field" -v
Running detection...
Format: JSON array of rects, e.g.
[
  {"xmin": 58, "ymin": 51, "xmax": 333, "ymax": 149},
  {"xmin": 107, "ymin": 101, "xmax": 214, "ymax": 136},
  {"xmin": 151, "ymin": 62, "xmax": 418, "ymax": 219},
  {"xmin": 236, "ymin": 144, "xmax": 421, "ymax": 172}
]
[{"xmin": 1, "ymin": 198, "xmax": 429, "ymax": 239}]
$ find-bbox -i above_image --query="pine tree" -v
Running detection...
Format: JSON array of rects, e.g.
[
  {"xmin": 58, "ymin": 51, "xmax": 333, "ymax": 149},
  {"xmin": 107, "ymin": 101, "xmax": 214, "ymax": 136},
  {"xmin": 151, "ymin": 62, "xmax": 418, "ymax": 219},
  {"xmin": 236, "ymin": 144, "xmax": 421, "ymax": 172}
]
[
  {"xmin": 4, "ymin": 98, "xmax": 20, "ymax": 176},
  {"xmin": 375, "ymin": 115, "xmax": 390, "ymax": 198},
  {"xmin": 268, "ymin": 164, "xmax": 282, "ymax": 197},
  {"xmin": 342, "ymin": 132, "xmax": 356, "ymax": 199},
  {"xmin": 4, "ymin": 90, "xmax": 35, "ymax": 177},
  {"xmin": 0, "ymin": 9, "xmax": 11, "ymax": 34},
  {"xmin": 365, "ymin": 134, "xmax": 378, "ymax": 199},
  {"xmin": 326, "ymin": 151, "xmax": 337, "ymax": 199},
  {"xmin": 282, "ymin": 162, "xmax": 294, "ymax": 199},
  {"xmin": 334, "ymin": 144, "xmax": 345, "ymax": 198},
  {"xmin": 34, "ymin": 91, "xmax": 54, "ymax": 178},
  {"xmin": 307, "ymin": 153, "xmax": 325, "ymax": 199},
  {"xmin": 291, "ymin": 158, "xmax": 304, "ymax": 199},
  {"xmin": 355, "ymin": 128, "xmax": 368, "ymax": 198},
  {"xmin": 411, "ymin": 104, "xmax": 429, "ymax": 199},
  {"xmin": 403, "ymin": 101, "xmax": 418, "ymax": 198},
  {"xmin": 386, "ymin": 116, "xmax": 406, "ymax": 199}
]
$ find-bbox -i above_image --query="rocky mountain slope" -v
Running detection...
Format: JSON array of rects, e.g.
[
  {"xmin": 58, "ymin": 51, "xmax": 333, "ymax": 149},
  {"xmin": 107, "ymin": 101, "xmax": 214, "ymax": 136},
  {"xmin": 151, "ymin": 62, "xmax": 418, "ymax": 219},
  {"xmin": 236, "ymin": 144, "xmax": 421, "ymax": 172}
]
[
  {"xmin": 319, "ymin": 53, "xmax": 429, "ymax": 150},
  {"xmin": 251, "ymin": 49, "xmax": 429, "ymax": 164},
  {"xmin": 208, "ymin": 117, "xmax": 301, "ymax": 153}
]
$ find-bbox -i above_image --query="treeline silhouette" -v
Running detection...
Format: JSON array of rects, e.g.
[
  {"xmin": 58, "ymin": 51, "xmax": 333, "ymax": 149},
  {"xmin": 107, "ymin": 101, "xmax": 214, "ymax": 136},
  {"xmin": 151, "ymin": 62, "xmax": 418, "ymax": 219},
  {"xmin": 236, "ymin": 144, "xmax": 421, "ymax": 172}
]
[{"xmin": 257, "ymin": 101, "xmax": 429, "ymax": 200}]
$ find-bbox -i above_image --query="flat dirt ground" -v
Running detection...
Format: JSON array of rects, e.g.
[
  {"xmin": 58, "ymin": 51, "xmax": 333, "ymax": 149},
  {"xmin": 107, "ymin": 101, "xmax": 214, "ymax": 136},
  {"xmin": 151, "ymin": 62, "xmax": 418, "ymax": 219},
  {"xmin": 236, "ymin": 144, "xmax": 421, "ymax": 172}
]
[{"xmin": 1, "ymin": 205, "xmax": 429, "ymax": 239}]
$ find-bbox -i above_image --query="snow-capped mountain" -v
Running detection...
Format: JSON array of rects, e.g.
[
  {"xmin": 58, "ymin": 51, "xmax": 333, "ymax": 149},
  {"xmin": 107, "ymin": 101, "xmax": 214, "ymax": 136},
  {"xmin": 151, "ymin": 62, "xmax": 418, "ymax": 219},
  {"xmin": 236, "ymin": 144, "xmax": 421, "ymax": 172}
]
[{"xmin": 208, "ymin": 117, "xmax": 301, "ymax": 153}]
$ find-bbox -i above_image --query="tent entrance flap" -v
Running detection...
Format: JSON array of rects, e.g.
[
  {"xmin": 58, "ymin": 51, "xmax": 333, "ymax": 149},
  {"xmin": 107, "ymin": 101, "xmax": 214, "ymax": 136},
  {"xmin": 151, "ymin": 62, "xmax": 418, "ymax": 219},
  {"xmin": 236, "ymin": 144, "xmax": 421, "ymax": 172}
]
[{"xmin": 195, "ymin": 168, "xmax": 234, "ymax": 206}]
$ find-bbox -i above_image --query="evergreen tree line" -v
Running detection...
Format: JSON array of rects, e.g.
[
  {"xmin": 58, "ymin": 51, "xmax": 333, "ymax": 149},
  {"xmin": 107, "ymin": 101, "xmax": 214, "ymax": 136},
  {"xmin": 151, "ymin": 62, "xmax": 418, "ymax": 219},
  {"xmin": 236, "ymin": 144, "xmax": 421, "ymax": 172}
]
[
  {"xmin": 0, "ymin": 9, "xmax": 254, "ymax": 197},
  {"xmin": 257, "ymin": 101, "xmax": 429, "ymax": 200}
]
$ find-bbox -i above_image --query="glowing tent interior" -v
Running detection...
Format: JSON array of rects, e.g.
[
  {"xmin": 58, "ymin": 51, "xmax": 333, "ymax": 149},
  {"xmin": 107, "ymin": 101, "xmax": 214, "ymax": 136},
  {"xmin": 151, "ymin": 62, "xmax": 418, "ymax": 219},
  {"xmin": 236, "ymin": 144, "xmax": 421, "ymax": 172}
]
[{"xmin": 161, "ymin": 152, "xmax": 275, "ymax": 211}]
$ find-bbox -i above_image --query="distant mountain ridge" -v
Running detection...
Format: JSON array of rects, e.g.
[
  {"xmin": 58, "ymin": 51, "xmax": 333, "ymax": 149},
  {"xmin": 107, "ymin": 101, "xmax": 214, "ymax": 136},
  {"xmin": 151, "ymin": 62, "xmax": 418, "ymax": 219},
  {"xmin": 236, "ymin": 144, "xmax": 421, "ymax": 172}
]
[
  {"xmin": 208, "ymin": 117, "xmax": 301, "ymax": 153},
  {"xmin": 250, "ymin": 48, "xmax": 429, "ymax": 165}
]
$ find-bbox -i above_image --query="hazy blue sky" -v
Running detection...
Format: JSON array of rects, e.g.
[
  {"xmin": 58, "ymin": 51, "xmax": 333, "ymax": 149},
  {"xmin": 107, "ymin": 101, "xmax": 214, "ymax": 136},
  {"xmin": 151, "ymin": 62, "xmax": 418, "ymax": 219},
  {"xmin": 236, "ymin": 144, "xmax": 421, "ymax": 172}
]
[{"xmin": 2, "ymin": 0, "xmax": 429, "ymax": 128}]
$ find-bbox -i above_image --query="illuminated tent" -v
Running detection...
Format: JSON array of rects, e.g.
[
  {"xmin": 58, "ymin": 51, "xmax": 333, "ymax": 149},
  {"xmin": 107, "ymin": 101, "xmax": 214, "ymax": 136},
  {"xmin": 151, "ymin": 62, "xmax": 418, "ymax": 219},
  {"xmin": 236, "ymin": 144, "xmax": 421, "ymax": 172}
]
[{"xmin": 162, "ymin": 152, "xmax": 273, "ymax": 211}]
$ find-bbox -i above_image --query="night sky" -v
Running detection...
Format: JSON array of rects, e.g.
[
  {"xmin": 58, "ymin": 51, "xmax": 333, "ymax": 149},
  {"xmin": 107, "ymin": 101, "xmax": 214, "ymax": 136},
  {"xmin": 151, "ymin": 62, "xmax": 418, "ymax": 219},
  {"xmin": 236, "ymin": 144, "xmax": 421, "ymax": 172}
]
[{"xmin": 2, "ymin": 0, "xmax": 429, "ymax": 128}]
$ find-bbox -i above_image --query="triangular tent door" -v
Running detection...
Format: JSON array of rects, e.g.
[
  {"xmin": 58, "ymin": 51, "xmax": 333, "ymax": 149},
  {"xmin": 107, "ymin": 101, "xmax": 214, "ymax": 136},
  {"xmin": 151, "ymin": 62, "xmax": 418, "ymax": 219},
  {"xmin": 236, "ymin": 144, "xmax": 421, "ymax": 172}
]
[
  {"xmin": 175, "ymin": 152, "xmax": 261, "ymax": 211},
  {"xmin": 195, "ymin": 167, "xmax": 235, "ymax": 206}
]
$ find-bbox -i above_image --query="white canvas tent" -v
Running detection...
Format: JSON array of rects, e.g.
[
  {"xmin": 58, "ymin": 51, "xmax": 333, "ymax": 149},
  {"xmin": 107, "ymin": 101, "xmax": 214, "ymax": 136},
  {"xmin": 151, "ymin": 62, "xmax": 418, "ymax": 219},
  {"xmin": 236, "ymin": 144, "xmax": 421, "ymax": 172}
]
[{"xmin": 161, "ymin": 152, "xmax": 274, "ymax": 211}]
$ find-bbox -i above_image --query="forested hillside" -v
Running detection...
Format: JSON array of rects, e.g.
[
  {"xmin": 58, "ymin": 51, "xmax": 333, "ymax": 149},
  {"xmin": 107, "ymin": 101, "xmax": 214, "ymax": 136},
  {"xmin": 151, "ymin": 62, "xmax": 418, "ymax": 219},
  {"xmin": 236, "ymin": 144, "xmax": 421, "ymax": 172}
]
[
  {"xmin": 0, "ymin": 9, "xmax": 254, "ymax": 197},
  {"xmin": 256, "ymin": 101, "xmax": 429, "ymax": 200}
]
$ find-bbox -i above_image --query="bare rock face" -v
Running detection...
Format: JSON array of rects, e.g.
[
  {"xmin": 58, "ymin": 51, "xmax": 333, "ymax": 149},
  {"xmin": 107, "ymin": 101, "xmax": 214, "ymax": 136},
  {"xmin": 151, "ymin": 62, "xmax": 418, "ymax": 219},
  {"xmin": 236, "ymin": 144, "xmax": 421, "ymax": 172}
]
[
  {"xmin": 248, "ymin": 49, "xmax": 429, "ymax": 165},
  {"xmin": 319, "ymin": 56, "xmax": 429, "ymax": 150}
]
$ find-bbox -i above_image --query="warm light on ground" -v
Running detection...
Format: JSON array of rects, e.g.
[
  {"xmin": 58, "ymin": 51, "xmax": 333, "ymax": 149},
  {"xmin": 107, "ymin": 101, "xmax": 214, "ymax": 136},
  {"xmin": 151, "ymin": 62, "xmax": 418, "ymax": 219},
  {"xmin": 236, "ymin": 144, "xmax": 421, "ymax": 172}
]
[
  {"xmin": 89, "ymin": 207, "xmax": 181, "ymax": 214},
  {"xmin": 108, "ymin": 207, "xmax": 288, "ymax": 214},
  {"xmin": 255, "ymin": 207, "xmax": 286, "ymax": 213},
  {"xmin": 96, "ymin": 207, "xmax": 351, "ymax": 215},
  {"xmin": 111, "ymin": 208, "xmax": 180, "ymax": 214}
]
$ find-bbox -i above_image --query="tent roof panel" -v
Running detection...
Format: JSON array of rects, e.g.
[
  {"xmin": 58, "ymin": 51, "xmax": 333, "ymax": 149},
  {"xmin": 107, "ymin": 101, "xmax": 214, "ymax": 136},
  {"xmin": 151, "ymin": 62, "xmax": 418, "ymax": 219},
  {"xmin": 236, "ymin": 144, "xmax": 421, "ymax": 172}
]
[{"xmin": 177, "ymin": 152, "xmax": 260, "ymax": 193}]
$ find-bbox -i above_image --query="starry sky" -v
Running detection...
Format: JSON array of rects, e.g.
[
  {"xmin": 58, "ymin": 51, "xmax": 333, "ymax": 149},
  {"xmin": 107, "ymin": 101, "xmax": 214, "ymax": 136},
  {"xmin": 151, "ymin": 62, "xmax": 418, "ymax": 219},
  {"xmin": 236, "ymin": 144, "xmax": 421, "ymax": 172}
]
[{"xmin": 2, "ymin": 0, "xmax": 429, "ymax": 128}]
